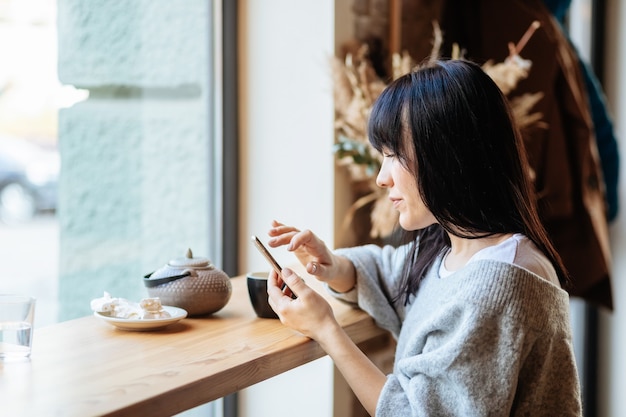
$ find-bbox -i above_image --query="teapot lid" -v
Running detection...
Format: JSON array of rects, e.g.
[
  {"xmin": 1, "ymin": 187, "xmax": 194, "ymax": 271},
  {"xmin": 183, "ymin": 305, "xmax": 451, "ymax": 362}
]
[{"xmin": 168, "ymin": 248, "xmax": 214, "ymax": 269}]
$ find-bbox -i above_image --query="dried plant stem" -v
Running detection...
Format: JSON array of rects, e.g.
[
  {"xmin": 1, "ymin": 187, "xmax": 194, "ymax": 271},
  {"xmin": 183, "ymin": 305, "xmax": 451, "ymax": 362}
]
[
  {"xmin": 511, "ymin": 21, "xmax": 541, "ymax": 57},
  {"xmin": 340, "ymin": 191, "xmax": 381, "ymax": 236},
  {"xmin": 429, "ymin": 20, "xmax": 443, "ymax": 63},
  {"xmin": 389, "ymin": 0, "xmax": 402, "ymax": 56}
]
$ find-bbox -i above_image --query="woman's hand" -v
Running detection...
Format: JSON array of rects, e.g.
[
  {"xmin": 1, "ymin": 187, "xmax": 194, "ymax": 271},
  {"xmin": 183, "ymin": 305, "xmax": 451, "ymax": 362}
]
[
  {"xmin": 267, "ymin": 220, "xmax": 333, "ymax": 277},
  {"xmin": 267, "ymin": 267, "xmax": 386, "ymax": 416},
  {"xmin": 267, "ymin": 220, "xmax": 356, "ymax": 293},
  {"xmin": 267, "ymin": 268, "xmax": 338, "ymax": 341}
]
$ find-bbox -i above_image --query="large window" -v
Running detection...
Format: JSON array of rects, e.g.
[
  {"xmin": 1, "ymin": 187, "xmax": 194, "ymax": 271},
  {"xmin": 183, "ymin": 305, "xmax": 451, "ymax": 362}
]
[
  {"xmin": 0, "ymin": 0, "xmax": 225, "ymax": 331},
  {"xmin": 1, "ymin": 2, "xmax": 226, "ymax": 416}
]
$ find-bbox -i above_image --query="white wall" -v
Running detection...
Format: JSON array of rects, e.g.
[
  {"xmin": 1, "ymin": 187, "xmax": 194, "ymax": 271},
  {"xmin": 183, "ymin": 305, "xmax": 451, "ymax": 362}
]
[
  {"xmin": 238, "ymin": 1, "xmax": 336, "ymax": 416},
  {"xmin": 599, "ymin": 1, "xmax": 626, "ymax": 416},
  {"xmin": 239, "ymin": 0, "xmax": 336, "ymax": 271}
]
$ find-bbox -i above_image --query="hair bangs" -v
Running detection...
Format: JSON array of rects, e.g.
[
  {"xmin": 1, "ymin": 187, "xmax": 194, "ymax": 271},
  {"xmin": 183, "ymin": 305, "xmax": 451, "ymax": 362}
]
[{"xmin": 367, "ymin": 76, "xmax": 409, "ymax": 156}]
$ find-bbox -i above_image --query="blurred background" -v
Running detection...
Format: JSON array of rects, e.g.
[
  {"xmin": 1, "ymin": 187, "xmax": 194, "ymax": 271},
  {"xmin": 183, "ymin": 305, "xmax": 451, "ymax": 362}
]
[{"xmin": 0, "ymin": 0, "xmax": 86, "ymax": 328}]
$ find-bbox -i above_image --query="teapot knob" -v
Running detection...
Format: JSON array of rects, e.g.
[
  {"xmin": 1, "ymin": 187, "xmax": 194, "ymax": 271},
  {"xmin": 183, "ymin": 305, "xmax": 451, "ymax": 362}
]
[{"xmin": 168, "ymin": 249, "xmax": 212, "ymax": 269}]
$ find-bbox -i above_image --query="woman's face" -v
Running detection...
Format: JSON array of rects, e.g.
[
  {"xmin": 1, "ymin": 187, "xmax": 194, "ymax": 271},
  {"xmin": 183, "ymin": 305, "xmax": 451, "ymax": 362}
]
[{"xmin": 376, "ymin": 147, "xmax": 437, "ymax": 231}]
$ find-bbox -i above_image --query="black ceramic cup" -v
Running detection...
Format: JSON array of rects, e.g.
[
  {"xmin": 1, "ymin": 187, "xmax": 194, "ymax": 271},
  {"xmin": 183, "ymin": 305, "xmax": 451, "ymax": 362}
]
[{"xmin": 246, "ymin": 271, "xmax": 279, "ymax": 319}]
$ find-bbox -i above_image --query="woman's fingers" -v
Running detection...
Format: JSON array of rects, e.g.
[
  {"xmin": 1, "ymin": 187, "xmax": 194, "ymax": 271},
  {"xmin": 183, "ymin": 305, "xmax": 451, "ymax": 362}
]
[
  {"xmin": 308, "ymin": 260, "xmax": 319, "ymax": 273},
  {"xmin": 268, "ymin": 269, "xmax": 297, "ymax": 318},
  {"xmin": 285, "ymin": 229, "xmax": 315, "ymax": 250},
  {"xmin": 281, "ymin": 268, "xmax": 307, "ymax": 297},
  {"xmin": 267, "ymin": 222, "xmax": 316, "ymax": 251},
  {"xmin": 270, "ymin": 220, "xmax": 304, "ymax": 235},
  {"xmin": 267, "ymin": 268, "xmax": 337, "ymax": 340},
  {"xmin": 267, "ymin": 268, "xmax": 303, "ymax": 300},
  {"xmin": 266, "ymin": 222, "xmax": 334, "ymax": 282}
]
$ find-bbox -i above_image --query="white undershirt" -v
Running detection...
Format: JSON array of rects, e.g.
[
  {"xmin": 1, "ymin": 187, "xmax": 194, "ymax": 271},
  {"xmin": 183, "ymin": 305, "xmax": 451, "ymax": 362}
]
[{"xmin": 439, "ymin": 233, "xmax": 559, "ymax": 285}]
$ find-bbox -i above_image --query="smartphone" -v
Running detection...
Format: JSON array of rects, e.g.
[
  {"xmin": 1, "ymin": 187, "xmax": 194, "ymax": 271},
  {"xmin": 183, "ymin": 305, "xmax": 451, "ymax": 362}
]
[
  {"xmin": 251, "ymin": 235, "xmax": 296, "ymax": 298},
  {"xmin": 251, "ymin": 235, "xmax": 282, "ymax": 275}
]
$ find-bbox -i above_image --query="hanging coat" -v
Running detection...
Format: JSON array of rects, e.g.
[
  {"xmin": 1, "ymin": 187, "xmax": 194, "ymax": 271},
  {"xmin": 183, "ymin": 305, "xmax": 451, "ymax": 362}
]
[{"xmin": 434, "ymin": 0, "xmax": 614, "ymax": 309}]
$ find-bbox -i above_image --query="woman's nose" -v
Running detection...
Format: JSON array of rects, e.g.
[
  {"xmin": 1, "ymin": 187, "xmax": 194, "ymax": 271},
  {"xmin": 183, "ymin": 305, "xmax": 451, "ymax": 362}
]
[
  {"xmin": 376, "ymin": 161, "xmax": 391, "ymax": 188},
  {"xmin": 376, "ymin": 172, "xmax": 386, "ymax": 188}
]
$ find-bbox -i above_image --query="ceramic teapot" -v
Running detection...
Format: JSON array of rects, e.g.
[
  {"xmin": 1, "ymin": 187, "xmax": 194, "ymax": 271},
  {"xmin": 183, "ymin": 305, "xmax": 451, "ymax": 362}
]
[{"xmin": 143, "ymin": 248, "xmax": 232, "ymax": 316}]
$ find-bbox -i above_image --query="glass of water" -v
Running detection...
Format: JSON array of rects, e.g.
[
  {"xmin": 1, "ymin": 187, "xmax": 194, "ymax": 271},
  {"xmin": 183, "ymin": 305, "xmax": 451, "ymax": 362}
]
[{"xmin": 0, "ymin": 295, "xmax": 36, "ymax": 360}]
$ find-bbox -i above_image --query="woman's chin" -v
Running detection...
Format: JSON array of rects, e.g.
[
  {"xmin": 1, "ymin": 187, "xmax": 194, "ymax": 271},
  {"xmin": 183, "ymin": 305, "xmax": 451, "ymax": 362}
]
[
  {"xmin": 398, "ymin": 217, "xmax": 417, "ymax": 231},
  {"xmin": 398, "ymin": 215, "xmax": 437, "ymax": 231}
]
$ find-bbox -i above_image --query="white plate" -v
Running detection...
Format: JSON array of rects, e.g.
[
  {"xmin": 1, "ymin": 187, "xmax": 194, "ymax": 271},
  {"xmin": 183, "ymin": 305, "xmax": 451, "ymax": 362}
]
[{"xmin": 94, "ymin": 306, "xmax": 188, "ymax": 331}]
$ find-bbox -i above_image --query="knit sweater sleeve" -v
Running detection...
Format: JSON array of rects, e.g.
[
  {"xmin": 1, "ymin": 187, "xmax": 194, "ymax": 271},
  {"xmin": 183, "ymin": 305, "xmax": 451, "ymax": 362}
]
[{"xmin": 330, "ymin": 244, "xmax": 410, "ymax": 337}]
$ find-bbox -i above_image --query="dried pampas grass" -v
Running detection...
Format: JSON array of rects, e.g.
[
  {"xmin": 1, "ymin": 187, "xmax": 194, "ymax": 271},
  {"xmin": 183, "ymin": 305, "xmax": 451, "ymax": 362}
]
[{"xmin": 333, "ymin": 21, "xmax": 545, "ymax": 240}]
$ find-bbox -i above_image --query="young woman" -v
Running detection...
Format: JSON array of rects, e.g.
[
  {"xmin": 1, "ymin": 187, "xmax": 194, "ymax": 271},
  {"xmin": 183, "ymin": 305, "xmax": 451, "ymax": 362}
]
[{"xmin": 266, "ymin": 59, "xmax": 582, "ymax": 416}]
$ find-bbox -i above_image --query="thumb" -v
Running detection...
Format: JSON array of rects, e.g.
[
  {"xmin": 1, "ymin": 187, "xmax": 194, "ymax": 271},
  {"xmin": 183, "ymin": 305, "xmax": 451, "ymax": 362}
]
[{"xmin": 282, "ymin": 268, "xmax": 307, "ymax": 297}]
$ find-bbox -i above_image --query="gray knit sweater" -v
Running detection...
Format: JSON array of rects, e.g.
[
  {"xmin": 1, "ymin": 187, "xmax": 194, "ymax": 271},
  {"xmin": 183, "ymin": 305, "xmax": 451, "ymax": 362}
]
[{"xmin": 333, "ymin": 244, "xmax": 582, "ymax": 416}]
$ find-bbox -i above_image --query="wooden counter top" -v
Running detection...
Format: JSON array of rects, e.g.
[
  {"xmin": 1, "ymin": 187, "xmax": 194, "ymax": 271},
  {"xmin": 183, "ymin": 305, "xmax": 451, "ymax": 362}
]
[{"xmin": 1, "ymin": 271, "xmax": 387, "ymax": 417}]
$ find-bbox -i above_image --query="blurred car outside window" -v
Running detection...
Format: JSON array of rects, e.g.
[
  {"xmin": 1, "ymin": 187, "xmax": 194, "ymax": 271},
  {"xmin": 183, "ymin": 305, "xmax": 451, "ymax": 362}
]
[{"xmin": 0, "ymin": 136, "xmax": 59, "ymax": 224}]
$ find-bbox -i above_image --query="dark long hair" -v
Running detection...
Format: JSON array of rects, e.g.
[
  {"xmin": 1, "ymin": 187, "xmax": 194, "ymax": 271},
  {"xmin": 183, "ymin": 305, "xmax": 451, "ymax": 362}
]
[{"xmin": 367, "ymin": 59, "xmax": 568, "ymax": 304}]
